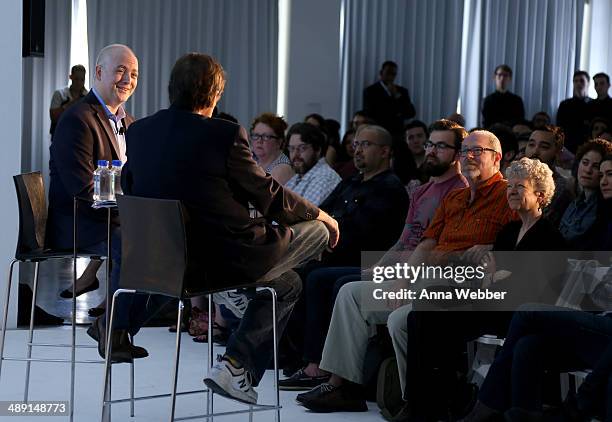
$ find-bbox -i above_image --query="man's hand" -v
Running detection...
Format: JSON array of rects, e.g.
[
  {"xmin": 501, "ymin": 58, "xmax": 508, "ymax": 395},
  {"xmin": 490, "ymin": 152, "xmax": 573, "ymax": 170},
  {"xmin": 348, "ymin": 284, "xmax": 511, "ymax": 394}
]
[
  {"xmin": 460, "ymin": 244, "xmax": 493, "ymax": 264},
  {"xmin": 317, "ymin": 210, "xmax": 339, "ymax": 248}
]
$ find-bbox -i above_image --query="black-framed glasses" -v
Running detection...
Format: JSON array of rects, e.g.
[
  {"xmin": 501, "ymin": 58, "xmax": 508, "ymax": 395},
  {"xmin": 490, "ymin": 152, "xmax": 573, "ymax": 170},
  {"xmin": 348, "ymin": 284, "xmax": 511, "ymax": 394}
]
[
  {"xmin": 352, "ymin": 140, "xmax": 385, "ymax": 150},
  {"xmin": 251, "ymin": 133, "xmax": 280, "ymax": 142},
  {"xmin": 287, "ymin": 144, "xmax": 313, "ymax": 154},
  {"xmin": 460, "ymin": 147, "xmax": 499, "ymax": 157},
  {"xmin": 424, "ymin": 141, "xmax": 456, "ymax": 151}
]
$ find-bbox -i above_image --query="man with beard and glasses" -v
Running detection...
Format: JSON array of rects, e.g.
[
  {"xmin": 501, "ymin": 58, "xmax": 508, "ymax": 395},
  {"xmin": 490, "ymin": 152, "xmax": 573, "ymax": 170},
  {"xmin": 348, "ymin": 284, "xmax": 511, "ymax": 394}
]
[
  {"xmin": 285, "ymin": 123, "xmax": 341, "ymax": 206},
  {"xmin": 289, "ymin": 120, "xmax": 469, "ymax": 414}
]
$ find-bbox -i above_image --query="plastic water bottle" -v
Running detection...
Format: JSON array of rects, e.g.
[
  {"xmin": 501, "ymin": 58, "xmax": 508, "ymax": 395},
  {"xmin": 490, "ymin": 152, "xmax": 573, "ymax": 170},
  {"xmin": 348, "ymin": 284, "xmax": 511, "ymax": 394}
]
[
  {"xmin": 110, "ymin": 160, "xmax": 123, "ymax": 199},
  {"xmin": 93, "ymin": 160, "xmax": 109, "ymax": 201}
]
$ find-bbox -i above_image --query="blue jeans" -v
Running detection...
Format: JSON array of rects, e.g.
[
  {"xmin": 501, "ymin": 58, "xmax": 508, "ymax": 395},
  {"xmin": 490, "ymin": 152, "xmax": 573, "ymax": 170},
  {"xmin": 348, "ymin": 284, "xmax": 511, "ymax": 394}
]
[{"xmin": 479, "ymin": 304, "xmax": 612, "ymax": 418}]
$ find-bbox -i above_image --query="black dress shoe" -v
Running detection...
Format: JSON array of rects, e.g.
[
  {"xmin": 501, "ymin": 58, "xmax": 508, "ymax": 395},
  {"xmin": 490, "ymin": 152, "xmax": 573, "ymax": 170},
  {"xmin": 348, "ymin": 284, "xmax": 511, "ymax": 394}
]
[
  {"xmin": 279, "ymin": 368, "xmax": 329, "ymax": 391},
  {"xmin": 88, "ymin": 306, "xmax": 105, "ymax": 317},
  {"xmin": 60, "ymin": 277, "xmax": 100, "ymax": 298},
  {"xmin": 86, "ymin": 317, "xmax": 148, "ymax": 362},
  {"xmin": 297, "ymin": 383, "xmax": 368, "ymax": 413}
]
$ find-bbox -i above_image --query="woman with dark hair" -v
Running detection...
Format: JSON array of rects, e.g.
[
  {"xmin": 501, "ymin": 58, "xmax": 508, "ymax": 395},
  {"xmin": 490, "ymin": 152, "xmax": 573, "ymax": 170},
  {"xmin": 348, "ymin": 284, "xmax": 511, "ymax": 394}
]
[
  {"xmin": 559, "ymin": 139, "xmax": 612, "ymax": 249},
  {"xmin": 250, "ymin": 112, "xmax": 294, "ymax": 184},
  {"xmin": 332, "ymin": 129, "xmax": 358, "ymax": 179}
]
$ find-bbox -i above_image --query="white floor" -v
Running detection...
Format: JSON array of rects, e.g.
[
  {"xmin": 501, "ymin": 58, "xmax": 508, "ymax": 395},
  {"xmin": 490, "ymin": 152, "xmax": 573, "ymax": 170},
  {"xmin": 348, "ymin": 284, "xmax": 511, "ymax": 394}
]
[{"xmin": 0, "ymin": 326, "xmax": 383, "ymax": 421}]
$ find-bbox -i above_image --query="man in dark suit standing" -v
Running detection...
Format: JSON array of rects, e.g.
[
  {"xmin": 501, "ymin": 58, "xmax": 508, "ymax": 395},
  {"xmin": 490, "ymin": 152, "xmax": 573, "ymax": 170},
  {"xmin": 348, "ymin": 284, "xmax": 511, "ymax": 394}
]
[
  {"xmin": 363, "ymin": 61, "xmax": 416, "ymax": 138},
  {"xmin": 121, "ymin": 53, "xmax": 339, "ymax": 404},
  {"xmin": 48, "ymin": 44, "xmax": 144, "ymax": 360}
]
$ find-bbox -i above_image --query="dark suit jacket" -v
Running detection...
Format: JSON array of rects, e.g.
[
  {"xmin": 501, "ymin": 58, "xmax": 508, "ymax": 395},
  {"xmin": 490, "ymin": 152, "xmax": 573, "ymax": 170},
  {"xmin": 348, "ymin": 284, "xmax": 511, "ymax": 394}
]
[
  {"xmin": 121, "ymin": 106, "xmax": 320, "ymax": 287},
  {"xmin": 48, "ymin": 91, "xmax": 134, "ymax": 249},
  {"xmin": 363, "ymin": 81, "xmax": 416, "ymax": 136}
]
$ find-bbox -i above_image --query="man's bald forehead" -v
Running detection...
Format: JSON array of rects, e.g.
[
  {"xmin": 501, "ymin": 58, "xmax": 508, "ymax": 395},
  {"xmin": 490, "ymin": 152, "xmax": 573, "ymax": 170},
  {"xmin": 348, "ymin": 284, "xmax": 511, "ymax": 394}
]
[{"xmin": 96, "ymin": 44, "xmax": 137, "ymax": 66}]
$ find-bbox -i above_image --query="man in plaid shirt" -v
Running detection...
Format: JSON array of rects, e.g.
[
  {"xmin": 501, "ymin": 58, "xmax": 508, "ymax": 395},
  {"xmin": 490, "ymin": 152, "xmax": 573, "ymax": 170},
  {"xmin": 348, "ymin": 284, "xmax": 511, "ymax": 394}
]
[{"xmin": 285, "ymin": 122, "xmax": 341, "ymax": 206}]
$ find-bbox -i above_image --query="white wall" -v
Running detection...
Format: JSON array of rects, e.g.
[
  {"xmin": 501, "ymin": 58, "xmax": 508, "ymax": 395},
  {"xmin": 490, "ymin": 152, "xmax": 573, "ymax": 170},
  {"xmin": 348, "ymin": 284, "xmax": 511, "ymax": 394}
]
[
  {"xmin": 0, "ymin": 1, "xmax": 23, "ymax": 329},
  {"xmin": 285, "ymin": 0, "xmax": 342, "ymax": 125}
]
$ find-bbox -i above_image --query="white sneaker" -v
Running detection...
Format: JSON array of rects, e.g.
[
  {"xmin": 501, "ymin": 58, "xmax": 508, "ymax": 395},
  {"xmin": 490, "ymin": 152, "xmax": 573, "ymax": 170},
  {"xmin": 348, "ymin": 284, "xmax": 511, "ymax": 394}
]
[
  {"xmin": 212, "ymin": 291, "xmax": 249, "ymax": 318},
  {"xmin": 204, "ymin": 355, "xmax": 258, "ymax": 404}
]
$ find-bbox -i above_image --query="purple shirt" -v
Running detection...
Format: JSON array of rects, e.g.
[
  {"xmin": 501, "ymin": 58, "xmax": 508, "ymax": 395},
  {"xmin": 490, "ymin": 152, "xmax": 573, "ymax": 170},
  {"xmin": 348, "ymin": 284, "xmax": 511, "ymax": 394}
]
[{"xmin": 399, "ymin": 173, "xmax": 468, "ymax": 250}]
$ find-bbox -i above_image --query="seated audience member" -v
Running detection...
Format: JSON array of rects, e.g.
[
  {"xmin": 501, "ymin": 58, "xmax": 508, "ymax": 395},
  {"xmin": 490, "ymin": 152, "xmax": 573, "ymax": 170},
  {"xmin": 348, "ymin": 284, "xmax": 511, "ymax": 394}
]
[
  {"xmin": 317, "ymin": 124, "xmax": 409, "ymax": 267},
  {"xmin": 100, "ymin": 53, "xmax": 340, "ymax": 404},
  {"xmin": 447, "ymin": 112, "xmax": 466, "ymax": 127},
  {"xmin": 524, "ymin": 124, "xmax": 575, "ymax": 226},
  {"xmin": 511, "ymin": 121, "xmax": 532, "ymax": 139},
  {"xmin": 281, "ymin": 120, "xmax": 468, "ymax": 399},
  {"xmin": 597, "ymin": 154, "xmax": 612, "ymax": 249},
  {"xmin": 250, "ymin": 112, "xmax": 294, "ymax": 184},
  {"xmin": 463, "ymin": 305, "xmax": 612, "ymax": 422},
  {"xmin": 304, "ymin": 113, "xmax": 325, "ymax": 128},
  {"xmin": 323, "ymin": 118, "xmax": 342, "ymax": 165},
  {"xmin": 297, "ymin": 130, "xmax": 516, "ymax": 416},
  {"xmin": 556, "ymin": 70, "xmax": 592, "ymax": 153},
  {"xmin": 351, "ymin": 109, "xmax": 376, "ymax": 131},
  {"xmin": 531, "ymin": 111, "xmax": 551, "ymax": 130},
  {"xmin": 391, "ymin": 134, "xmax": 420, "ymax": 187},
  {"xmin": 559, "ymin": 139, "xmax": 612, "ymax": 249},
  {"xmin": 494, "ymin": 157, "xmax": 564, "ymax": 251},
  {"xmin": 591, "ymin": 116, "xmax": 611, "ymax": 141},
  {"xmin": 333, "ymin": 129, "xmax": 359, "ymax": 180},
  {"xmin": 482, "ymin": 64, "xmax": 525, "ymax": 128},
  {"xmin": 285, "ymin": 123, "xmax": 341, "ymax": 206},
  {"xmin": 588, "ymin": 72, "xmax": 612, "ymax": 124},
  {"xmin": 489, "ymin": 123, "xmax": 518, "ymax": 174},
  {"xmin": 281, "ymin": 125, "xmax": 409, "ymax": 379},
  {"xmin": 404, "ymin": 120, "xmax": 428, "ymax": 168}
]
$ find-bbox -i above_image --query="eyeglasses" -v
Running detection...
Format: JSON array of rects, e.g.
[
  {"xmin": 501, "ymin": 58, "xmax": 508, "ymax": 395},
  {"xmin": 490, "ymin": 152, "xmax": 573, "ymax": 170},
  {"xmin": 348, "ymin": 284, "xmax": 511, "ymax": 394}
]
[
  {"xmin": 459, "ymin": 147, "xmax": 499, "ymax": 157},
  {"xmin": 251, "ymin": 133, "xmax": 280, "ymax": 142},
  {"xmin": 352, "ymin": 140, "xmax": 385, "ymax": 150},
  {"xmin": 287, "ymin": 144, "xmax": 313, "ymax": 154},
  {"xmin": 424, "ymin": 141, "xmax": 456, "ymax": 151}
]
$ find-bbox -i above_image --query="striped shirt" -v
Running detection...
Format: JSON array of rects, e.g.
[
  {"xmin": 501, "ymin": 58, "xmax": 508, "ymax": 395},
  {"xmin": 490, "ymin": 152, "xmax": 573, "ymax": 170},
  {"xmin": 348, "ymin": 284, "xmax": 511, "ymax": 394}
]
[{"xmin": 423, "ymin": 172, "xmax": 518, "ymax": 251}]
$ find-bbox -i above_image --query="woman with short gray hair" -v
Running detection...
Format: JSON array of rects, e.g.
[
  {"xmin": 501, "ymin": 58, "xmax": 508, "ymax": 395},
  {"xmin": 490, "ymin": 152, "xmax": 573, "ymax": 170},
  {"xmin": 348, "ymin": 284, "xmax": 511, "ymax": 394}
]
[{"xmin": 493, "ymin": 157, "xmax": 564, "ymax": 250}]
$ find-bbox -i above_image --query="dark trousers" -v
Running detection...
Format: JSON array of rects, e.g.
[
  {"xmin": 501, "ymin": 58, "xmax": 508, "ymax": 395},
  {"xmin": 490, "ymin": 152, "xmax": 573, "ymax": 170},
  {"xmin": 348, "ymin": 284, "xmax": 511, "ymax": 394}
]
[
  {"xmin": 83, "ymin": 227, "xmax": 149, "ymax": 335},
  {"xmin": 479, "ymin": 304, "xmax": 612, "ymax": 419},
  {"xmin": 303, "ymin": 267, "xmax": 361, "ymax": 363},
  {"xmin": 404, "ymin": 311, "xmax": 512, "ymax": 412}
]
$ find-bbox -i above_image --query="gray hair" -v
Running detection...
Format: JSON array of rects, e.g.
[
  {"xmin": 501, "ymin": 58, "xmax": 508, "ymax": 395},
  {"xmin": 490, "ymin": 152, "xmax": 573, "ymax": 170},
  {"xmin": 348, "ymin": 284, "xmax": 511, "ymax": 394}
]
[
  {"xmin": 355, "ymin": 124, "xmax": 392, "ymax": 146},
  {"xmin": 469, "ymin": 130, "xmax": 502, "ymax": 153},
  {"xmin": 505, "ymin": 157, "xmax": 555, "ymax": 207}
]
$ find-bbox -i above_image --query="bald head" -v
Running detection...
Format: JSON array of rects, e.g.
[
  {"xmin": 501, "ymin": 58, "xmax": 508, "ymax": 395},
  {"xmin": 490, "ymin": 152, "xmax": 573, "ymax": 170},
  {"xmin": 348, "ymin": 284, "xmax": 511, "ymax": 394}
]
[
  {"xmin": 93, "ymin": 44, "xmax": 139, "ymax": 113},
  {"xmin": 96, "ymin": 44, "xmax": 136, "ymax": 67}
]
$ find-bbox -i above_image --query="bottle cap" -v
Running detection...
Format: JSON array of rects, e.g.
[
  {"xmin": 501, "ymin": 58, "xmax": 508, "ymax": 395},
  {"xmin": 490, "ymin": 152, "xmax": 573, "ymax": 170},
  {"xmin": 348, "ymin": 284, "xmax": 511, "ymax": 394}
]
[
  {"xmin": 97, "ymin": 160, "xmax": 109, "ymax": 166},
  {"xmin": 112, "ymin": 160, "xmax": 122, "ymax": 167}
]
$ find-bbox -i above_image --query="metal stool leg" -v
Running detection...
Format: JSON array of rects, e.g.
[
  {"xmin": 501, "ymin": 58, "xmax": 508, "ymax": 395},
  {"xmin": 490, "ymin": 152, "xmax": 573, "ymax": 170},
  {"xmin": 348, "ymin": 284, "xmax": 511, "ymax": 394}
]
[
  {"xmin": 24, "ymin": 261, "xmax": 41, "ymax": 403},
  {"xmin": 0, "ymin": 259, "xmax": 18, "ymax": 381},
  {"xmin": 170, "ymin": 300, "xmax": 184, "ymax": 421},
  {"xmin": 129, "ymin": 336, "xmax": 135, "ymax": 417},
  {"xmin": 263, "ymin": 287, "xmax": 280, "ymax": 422},
  {"xmin": 100, "ymin": 289, "xmax": 135, "ymax": 422},
  {"xmin": 207, "ymin": 294, "xmax": 214, "ymax": 421},
  {"xmin": 70, "ymin": 256, "xmax": 79, "ymax": 422}
]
